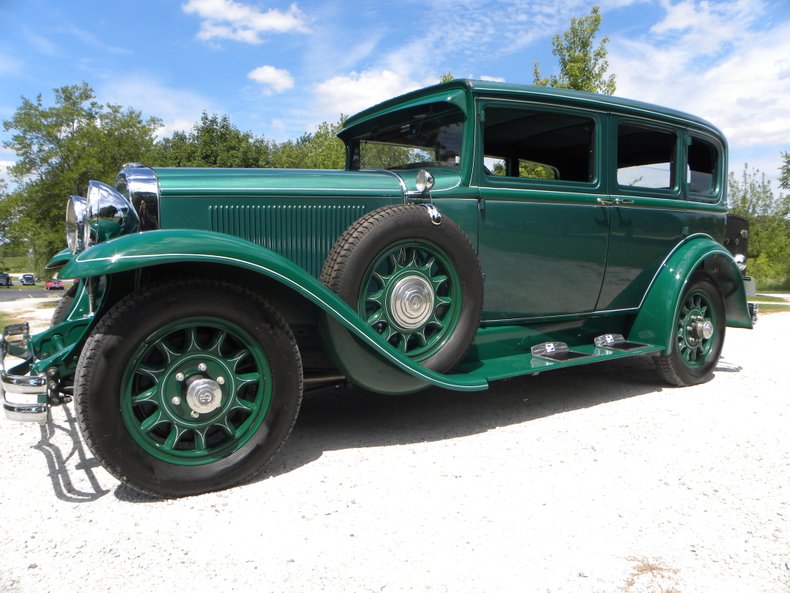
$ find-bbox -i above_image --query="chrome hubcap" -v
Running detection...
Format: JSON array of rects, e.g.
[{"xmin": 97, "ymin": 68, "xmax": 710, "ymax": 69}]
[
  {"xmin": 389, "ymin": 275, "xmax": 434, "ymax": 330},
  {"xmin": 687, "ymin": 316, "xmax": 714, "ymax": 345},
  {"xmin": 185, "ymin": 377, "xmax": 223, "ymax": 415}
]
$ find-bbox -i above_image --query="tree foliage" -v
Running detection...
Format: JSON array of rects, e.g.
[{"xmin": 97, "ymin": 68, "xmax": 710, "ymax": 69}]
[
  {"xmin": 270, "ymin": 120, "xmax": 346, "ymax": 169},
  {"xmin": 781, "ymin": 150, "xmax": 790, "ymax": 190},
  {"xmin": 729, "ymin": 164, "xmax": 790, "ymax": 288},
  {"xmin": 150, "ymin": 113, "xmax": 270, "ymax": 168},
  {"xmin": 1, "ymin": 82, "xmax": 161, "ymax": 271},
  {"xmin": 533, "ymin": 6, "xmax": 616, "ymax": 95}
]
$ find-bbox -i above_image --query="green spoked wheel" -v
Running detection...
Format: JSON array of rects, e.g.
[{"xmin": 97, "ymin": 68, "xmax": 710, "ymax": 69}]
[
  {"xmin": 675, "ymin": 290, "xmax": 718, "ymax": 368},
  {"xmin": 358, "ymin": 240, "xmax": 461, "ymax": 360},
  {"xmin": 121, "ymin": 317, "xmax": 272, "ymax": 465},
  {"xmin": 322, "ymin": 204, "xmax": 483, "ymax": 372},
  {"xmin": 75, "ymin": 279, "xmax": 302, "ymax": 497},
  {"xmin": 656, "ymin": 273, "xmax": 725, "ymax": 386}
]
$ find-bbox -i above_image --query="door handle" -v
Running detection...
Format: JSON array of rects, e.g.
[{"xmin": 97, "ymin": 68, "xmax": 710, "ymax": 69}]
[
  {"xmin": 596, "ymin": 197, "xmax": 614, "ymax": 205},
  {"xmin": 614, "ymin": 198, "xmax": 634, "ymax": 205}
]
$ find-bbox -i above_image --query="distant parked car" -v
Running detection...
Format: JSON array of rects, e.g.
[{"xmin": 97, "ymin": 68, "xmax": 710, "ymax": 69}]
[
  {"xmin": 0, "ymin": 272, "xmax": 12, "ymax": 287},
  {"xmin": 20, "ymin": 274, "xmax": 36, "ymax": 286},
  {"xmin": 44, "ymin": 279, "xmax": 65, "ymax": 290}
]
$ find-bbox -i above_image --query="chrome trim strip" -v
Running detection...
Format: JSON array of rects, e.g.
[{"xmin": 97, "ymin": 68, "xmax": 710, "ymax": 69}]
[
  {"xmin": 366, "ymin": 169, "xmax": 408, "ymax": 195},
  {"xmin": 163, "ymin": 187, "xmax": 401, "ymax": 194}
]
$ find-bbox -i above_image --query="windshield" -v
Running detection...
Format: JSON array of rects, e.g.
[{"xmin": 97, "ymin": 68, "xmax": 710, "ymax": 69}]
[{"xmin": 347, "ymin": 104, "xmax": 465, "ymax": 170}]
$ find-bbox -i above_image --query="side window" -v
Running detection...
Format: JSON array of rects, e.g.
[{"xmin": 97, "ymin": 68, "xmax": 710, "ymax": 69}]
[
  {"xmin": 617, "ymin": 124, "xmax": 677, "ymax": 190},
  {"xmin": 687, "ymin": 136, "xmax": 719, "ymax": 195},
  {"xmin": 483, "ymin": 106, "xmax": 595, "ymax": 183}
]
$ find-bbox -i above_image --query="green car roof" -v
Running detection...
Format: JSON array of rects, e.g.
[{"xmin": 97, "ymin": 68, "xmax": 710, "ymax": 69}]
[{"xmin": 340, "ymin": 79, "xmax": 724, "ymax": 141}]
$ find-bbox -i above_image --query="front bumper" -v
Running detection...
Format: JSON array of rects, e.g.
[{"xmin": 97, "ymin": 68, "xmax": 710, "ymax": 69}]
[{"xmin": 1, "ymin": 323, "xmax": 49, "ymax": 423}]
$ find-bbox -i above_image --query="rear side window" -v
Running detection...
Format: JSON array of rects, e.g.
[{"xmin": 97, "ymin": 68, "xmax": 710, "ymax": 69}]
[
  {"xmin": 617, "ymin": 124, "xmax": 677, "ymax": 190},
  {"xmin": 483, "ymin": 107, "xmax": 595, "ymax": 183},
  {"xmin": 687, "ymin": 136, "xmax": 719, "ymax": 195}
]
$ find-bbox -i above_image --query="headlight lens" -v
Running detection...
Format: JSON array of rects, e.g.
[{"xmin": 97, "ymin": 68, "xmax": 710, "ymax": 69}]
[
  {"xmin": 66, "ymin": 196, "xmax": 87, "ymax": 254},
  {"xmin": 83, "ymin": 180, "xmax": 140, "ymax": 250}
]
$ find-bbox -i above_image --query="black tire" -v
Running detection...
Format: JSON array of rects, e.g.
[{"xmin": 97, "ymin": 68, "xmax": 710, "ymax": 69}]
[
  {"xmin": 321, "ymin": 204, "xmax": 483, "ymax": 372},
  {"xmin": 50, "ymin": 283, "xmax": 78, "ymax": 326},
  {"xmin": 655, "ymin": 273, "xmax": 725, "ymax": 386},
  {"xmin": 75, "ymin": 278, "xmax": 303, "ymax": 497}
]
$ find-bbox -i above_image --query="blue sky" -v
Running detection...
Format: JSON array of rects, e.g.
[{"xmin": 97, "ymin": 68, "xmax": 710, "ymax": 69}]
[{"xmin": 1, "ymin": 0, "xmax": 789, "ymax": 188}]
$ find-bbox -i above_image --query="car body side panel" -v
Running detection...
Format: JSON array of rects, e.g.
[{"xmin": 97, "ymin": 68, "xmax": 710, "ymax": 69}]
[{"xmin": 58, "ymin": 230, "xmax": 489, "ymax": 393}]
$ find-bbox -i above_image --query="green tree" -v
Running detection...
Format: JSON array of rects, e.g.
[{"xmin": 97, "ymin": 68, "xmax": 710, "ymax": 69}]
[
  {"xmin": 439, "ymin": 72, "xmax": 454, "ymax": 83},
  {"xmin": 533, "ymin": 6, "xmax": 616, "ymax": 95},
  {"xmin": 2, "ymin": 82, "xmax": 161, "ymax": 271},
  {"xmin": 729, "ymin": 164, "xmax": 790, "ymax": 288},
  {"xmin": 151, "ymin": 113, "xmax": 271, "ymax": 168},
  {"xmin": 780, "ymin": 150, "xmax": 789, "ymax": 190},
  {"xmin": 271, "ymin": 120, "xmax": 346, "ymax": 169}
]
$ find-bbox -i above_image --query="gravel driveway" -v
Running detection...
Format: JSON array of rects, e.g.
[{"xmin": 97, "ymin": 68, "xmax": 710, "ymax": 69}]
[{"xmin": 1, "ymin": 304, "xmax": 788, "ymax": 593}]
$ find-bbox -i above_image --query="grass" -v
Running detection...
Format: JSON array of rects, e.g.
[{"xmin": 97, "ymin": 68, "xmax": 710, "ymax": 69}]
[
  {"xmin": 754, "ymin": 294, "xmax": 789, "ymax": 302},
  {"xmin": 753, "ymin": 303, "xmax": 790, "ymax": 314}
]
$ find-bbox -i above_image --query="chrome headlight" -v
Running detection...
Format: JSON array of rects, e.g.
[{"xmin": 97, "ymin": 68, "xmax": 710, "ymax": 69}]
[
  {"xmin": 83, "ymin": 180, "xmax": 140, "ymax": 250},
  {"xmin": 66, "ymin": 196, "xmax": 87, "ymax": 254},
  {"xmin": 415, "ymin": 169, "xmax": 435, "ymax": 193}
]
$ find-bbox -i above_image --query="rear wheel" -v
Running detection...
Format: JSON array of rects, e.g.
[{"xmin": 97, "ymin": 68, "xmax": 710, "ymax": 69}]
[
  {"xmin": 655, "ymin": 273, "xmax": 725, "ymax": 386},
  {"xmin": 75, "ymin": 278, "xmax": 303, "ymax": 497}
]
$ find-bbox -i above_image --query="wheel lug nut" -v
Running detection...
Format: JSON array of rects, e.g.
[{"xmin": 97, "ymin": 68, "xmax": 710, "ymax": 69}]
[
  {"xmin": 198, "ymin": 363, "xmax": 207, "ymax": 372},
  {"xmin": 171, "ymin": 396, "xmax": 181, "ymax": 406},
  {"xmin": 216, "ymin": 376, "xmax": 225, "ymax": 385},
  {"xmin": 190, "ymin": 410, "xmax": 200, "ymax": 419},
  {"xmin": 175, "ymin": 372, "xmax": 185, "ymax": 382}
]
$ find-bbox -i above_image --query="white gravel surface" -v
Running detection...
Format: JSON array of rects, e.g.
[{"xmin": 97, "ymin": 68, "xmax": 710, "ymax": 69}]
[{"xmin": 0, "ymin": 301, "xmax": 788, "ymax": 593}]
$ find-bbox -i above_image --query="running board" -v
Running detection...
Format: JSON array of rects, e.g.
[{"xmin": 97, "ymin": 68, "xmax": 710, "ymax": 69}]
[{"xmin": 454, "ymin": 338, "xmax": 664, "ymax": 382}]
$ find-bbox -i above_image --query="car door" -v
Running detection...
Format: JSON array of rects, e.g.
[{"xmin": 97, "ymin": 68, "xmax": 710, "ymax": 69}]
[
  {"xmin": 596, "ymin": 118, "xmax": 691, "ymax": 311},
  {"xmin": 475, "ymin": 101, "xmax": 610, "ymax": 321}
]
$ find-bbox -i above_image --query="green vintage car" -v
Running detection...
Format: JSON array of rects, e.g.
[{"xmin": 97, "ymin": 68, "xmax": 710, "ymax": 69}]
[{"xmin": 1, "ymin": 80, "xmax": 755, "ymax": 497}]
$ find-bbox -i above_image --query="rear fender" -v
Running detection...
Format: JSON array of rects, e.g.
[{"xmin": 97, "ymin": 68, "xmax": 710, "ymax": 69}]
[
  {"xmin": 59, "ymin": 230, "xmax": 488, "ymax": 393},
  {"xmin": 628, "ymin": 234, "xmax": 752, "ymax": 353}
]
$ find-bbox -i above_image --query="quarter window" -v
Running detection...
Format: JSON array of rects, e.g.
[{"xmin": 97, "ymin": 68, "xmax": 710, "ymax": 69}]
[
  {"xmin": 483, "ymin": 107, "xmax": 595, "ymax": 183},
  {"xmin": 617, "ymin": 124, "xmax": 677, "ymax": 190},
  {"xmin": 687, "ymin": 136, "xmax": 718, "ymax": 195}
]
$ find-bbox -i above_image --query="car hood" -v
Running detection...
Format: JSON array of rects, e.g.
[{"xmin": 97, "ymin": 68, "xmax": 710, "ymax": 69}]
[{"xmin": 153, "ymin": 167, "xmax": 461, "ymax": 199}]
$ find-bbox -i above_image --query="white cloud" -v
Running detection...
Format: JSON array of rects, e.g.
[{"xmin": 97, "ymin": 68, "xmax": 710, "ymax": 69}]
[
  {"xmin": 610, "ymin": 0, "xmax": 790, "ymax": 147},
  {"xmin": 182, "ymin": 0, "xmax": 308, "ymax": 44},
  {"xmin": 313, "ymin": 70, "xmax": 425, "ymax": 118},
  {"xmin": 0, "ymin": 50, "xmax": 22, "ymax": 76},
  {"xmin": 608, "ymin": 0, "xmax": 790, "ymax": 184},
  {"xmin": 248, "ymin": 65, "xmax": 295, "ymax": 94},
  {"xmin": 0, "ymin": 160, "xmax": 14, "ymax": 182},
  {"xmin": 97, "ymin": 75, "xmax": 215, "ymax": 137},
  {"xmin": 22, "ymin": 28, "xmax": 58, "ymax": 56},
  {"xmin": 480, "ymin": 75, "xmax": 506, "ymax": 82}
]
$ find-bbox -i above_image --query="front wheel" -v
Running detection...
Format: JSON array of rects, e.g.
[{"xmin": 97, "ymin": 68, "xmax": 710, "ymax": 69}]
[
  {"xmin": 75, "ymin": 279, "xmax": 303, "ymax": 497},
  {"xmin": 655, "ymin": 273, "xmax": 725, "ymax": 386}
]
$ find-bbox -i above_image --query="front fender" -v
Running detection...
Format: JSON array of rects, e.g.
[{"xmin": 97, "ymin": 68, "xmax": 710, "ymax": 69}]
[
  {"xmin": 60, "ymin": 230, "xmax": 488, "ymax": 393},
  {"xmin": 46, "ymin": 247, "xmax": 73, "ymax": 270},
  {"xmin": 628, "ymin": 234, "xmax": 752, "ymax": 353}
]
